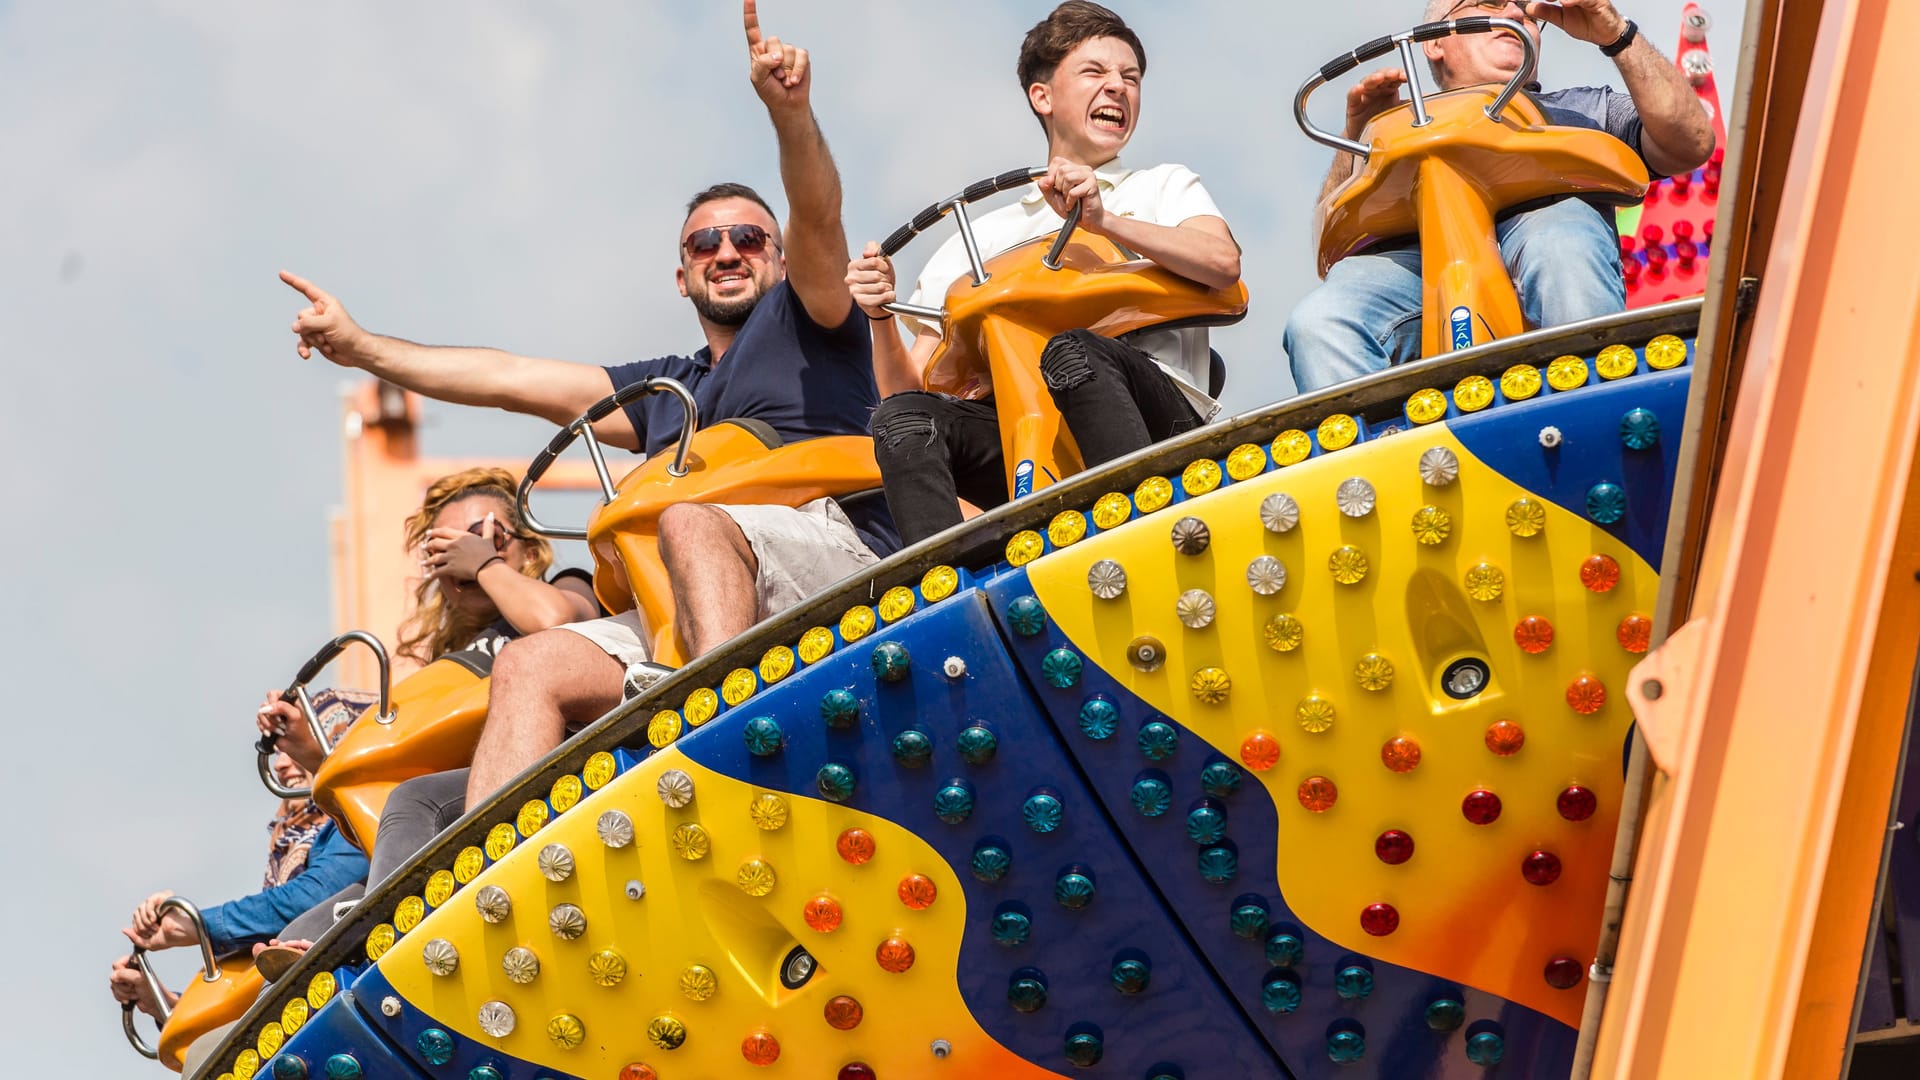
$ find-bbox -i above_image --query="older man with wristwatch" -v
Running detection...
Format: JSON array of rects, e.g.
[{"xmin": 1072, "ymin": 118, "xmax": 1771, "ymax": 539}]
[{"xmin": 1284, "ymin": 0, "xmax": 1715, "ymax": 393}]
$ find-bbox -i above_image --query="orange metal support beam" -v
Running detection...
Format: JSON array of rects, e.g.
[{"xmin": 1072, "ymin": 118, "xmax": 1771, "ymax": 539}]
[
  {"xmin": 329, "ymin": 382, "xmax": 607, "ymax": 687},
  {"xmin": 1592, "ymin": 0, "xmax": 1920, "ymax": 1075}
]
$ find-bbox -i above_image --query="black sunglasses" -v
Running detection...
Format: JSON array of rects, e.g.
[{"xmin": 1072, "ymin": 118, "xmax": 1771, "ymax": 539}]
[
  {"xmin": 466, "ymin": 518, "xmax": 515, "ymax": 552},
  {"xmin": 682, "ymin": 224, "xmax": 774, "ymax": 260}
]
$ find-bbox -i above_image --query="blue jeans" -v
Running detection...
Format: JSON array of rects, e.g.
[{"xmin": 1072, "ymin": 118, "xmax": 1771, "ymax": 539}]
[{"xmin": 1284, "ymin": 197, "xmax": 1626, "ymax": 394}]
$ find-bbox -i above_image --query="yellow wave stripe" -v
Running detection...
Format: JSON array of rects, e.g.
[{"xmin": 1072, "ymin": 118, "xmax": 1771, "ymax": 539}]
[
  {"xmin": 1027, "ymin": 426, "xmax": 1652, "ymax": 1027},
  {"xmin": 378, "ymin": 750, "xmax": 1066, "ymax": 1077}
]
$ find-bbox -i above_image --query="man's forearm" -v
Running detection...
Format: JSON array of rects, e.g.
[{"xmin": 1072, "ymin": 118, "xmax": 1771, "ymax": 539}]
[
  {"xmin": 1097, "ymin": 216, "xmax": 1241, "ymax": 291},
  {"xmin": 351, "ymin": 336, "xmax": 624, "ymax": 440},
  {"xmin": 1613, "ymin": 35, "xmax": 1715, "ymax": 173},
  {"xmin": 770, "ymin": 107, "xmax": 844, "ymax": 242}
]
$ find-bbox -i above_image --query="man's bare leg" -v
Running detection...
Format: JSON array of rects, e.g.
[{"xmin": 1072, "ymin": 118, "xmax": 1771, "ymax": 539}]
[
  {"xmin": 465, "ymin": 629, "xmax": 625, "ymax": 806},
  {"xmin": 658, "ymin": 503, "xmax": 760, "ymax": 656}
]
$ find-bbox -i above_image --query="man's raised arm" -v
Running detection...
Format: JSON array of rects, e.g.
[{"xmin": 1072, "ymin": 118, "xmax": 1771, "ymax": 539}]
[
  {"xmin": 279, "ymin": 270, "xmax": 641, "ymax": 450},
  {"xmin": 1527, "ymin": 0, "xmax": 1714, "ymax": 176},
  {"xmin": 744, "ymin": 0, "xmax": 855, "ymax": 332}
]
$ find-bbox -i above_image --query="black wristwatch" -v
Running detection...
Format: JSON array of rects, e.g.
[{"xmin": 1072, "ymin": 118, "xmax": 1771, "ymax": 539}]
[{"xmin": 1600, "ymin": 19, "xmax": 1639, "ymax": 58}]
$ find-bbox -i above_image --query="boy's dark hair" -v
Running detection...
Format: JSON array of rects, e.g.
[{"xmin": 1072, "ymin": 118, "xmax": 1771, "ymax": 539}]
[
  {"xmin": 1016, "ymin": 2, "xmax": 1146, "ymax": 133},
  {"xmin": 683, "ymin": 182, "xmax": 778, "ymax": 224}
]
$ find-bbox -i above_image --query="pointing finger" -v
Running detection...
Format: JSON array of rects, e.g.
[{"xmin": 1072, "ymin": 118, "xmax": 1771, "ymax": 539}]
[
  {"xmin": 743, "ymin": 0, "xmax": 762, "ymax": 49},
  {"xmin": 279, "ymin": 270, "xmax": 328, "ymax": 304}
]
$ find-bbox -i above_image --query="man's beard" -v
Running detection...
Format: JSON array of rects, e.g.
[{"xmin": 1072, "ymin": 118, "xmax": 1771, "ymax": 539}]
[{"xmin": 691, "ymin": 286, "xmax": 760, "ymax": 327}]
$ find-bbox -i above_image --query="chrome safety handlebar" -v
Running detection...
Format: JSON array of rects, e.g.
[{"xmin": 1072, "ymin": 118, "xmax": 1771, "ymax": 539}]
[
  {"xmin": 120, "ymin": 897, "xmax": 220, "ymax": 1060},
  {"xmin": 518, "ymin": 377, "xmax": 700, "ymax": 541},
  {"xmin": 254, "ymin": 630, "xmax": 394, "ymax": 800},
  {"xmin": 1293, "ymin": 16, "xmax": 1539, "ymax": 160},
  {"xmin": 877, "ymin": 166, "xmax": 1084, "ymax": 321}
]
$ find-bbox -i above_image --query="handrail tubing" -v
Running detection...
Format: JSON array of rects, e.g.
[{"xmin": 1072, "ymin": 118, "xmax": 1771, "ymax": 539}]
[
  {"xmin": 1293, "ymin": 16, "xmax": 1539, "ymax": 160},
  {"xmin": 122, "ymin": 897, "xmax": 219, "ymax": 1060},
  {"xmin": 189, "ymin": 297, "xmax": 1704, "ymax": 1079},
  {"xmin": 518, "ymin": 377, "xmax": 700, "ymax": 541},
  {"xmin": 254, "ymin": 630, "xmax": 394, "ymax": 800}
]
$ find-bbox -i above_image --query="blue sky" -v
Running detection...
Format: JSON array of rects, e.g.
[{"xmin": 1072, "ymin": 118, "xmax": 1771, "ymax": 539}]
[{"xmin": 0, "ymin": 1, "xmax": 1739, "ymax": 1073}]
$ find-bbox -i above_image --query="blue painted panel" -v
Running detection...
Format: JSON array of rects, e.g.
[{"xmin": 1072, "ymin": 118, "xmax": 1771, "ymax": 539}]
[
  {"xmin": 1451, "ymin": 363, "xmax": 1692, "ymax": 568},
  {"xmin": 983, "ymin": 569, "xmax": 1575, "ymax": 1079},
  {"xmin": 269, "ymin": 976, "xmax": 436, "ymax": 1080},
  {"xmin": 350, "ymin": 965, "xmax": 581, "ymax": 1080},
  {"xmin": 673, "ymin": 590, "xmax": 1284, "ymax": 1077},
  {"xmin": 1858, "ymin": 922, "xmax": 1897, "ymax": 1034}
]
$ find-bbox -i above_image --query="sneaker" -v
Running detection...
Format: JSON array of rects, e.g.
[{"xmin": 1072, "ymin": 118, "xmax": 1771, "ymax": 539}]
[{"xmin": 623, "ymin": 661, "xmax": 676, "ymax": 699}]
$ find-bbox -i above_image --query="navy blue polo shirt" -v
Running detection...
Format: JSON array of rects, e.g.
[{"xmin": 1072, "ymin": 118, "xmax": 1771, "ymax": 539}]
[{"xmin": 603, "ymin": 281, "xmax": 899, "ymax": 557}]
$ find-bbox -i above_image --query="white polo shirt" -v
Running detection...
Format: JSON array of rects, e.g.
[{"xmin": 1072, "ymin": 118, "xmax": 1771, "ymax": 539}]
[{"xmin": 901, "ymin": 159, "xmax": 1229, "ymax": 420}]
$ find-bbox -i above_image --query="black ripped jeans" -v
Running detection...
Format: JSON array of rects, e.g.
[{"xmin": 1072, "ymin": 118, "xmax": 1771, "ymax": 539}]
[{"xmin": 872, "ymin": 330, "xmax": 1202, "ymax": 547}]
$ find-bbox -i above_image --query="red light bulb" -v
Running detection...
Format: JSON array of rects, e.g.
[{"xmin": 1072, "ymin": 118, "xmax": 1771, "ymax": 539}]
[
  {"xmin": 1360, "ymin": 903, "xmax": 1400, "ymax": 937},
  {"xmin": 1375, "ymin": 829, "xmax": 1415, "ymax": 865},
  {"xmin": 1462, "ymin": 789, "xmax": 1502, "ymax": 825}
]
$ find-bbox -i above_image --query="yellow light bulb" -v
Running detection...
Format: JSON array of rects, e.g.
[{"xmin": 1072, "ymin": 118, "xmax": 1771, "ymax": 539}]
[
  {"xmin": 648, "ymin": 710, "xmax": 682, "ymax": 748},
  {"xmin": 548, "ymin": 773, "xmax": 582, "ymax": 814},
  {"xmin": 1092, "ymin": 492, "xmax": 1133, "ymax": 530},
  {"xmin": 424, "ymin": 869, "xmax": 456, "ymax": 909},
  {"xmin": 1264, "ymin": 614, "xmax": 1304, "ymax": 653},
  {"xmin": 1596, "ymin": 343, "xmax": 1638, "ymax": 380},
  {"xmin": 1182, "ymin": 458, "xmax": 1223, "ymax": 496},
  {"xmin": 721, "ymin": 668, "xmax": 758, "ymax": 706},
  {"xmin": 839, "ymin": 605, "xmax": 878, "ymax": 641},
  {"xmin": 1410, "ymin": 505, "xmax": 1452, "ymax": 545},
  {"xmin": 1047, "ymin": 511, "xmax": 1088, "ymax": 548},
  {"xmin": 1271, "ymin": 429, "xmax": 1313, "ymax": 466},
  {"xmin": 1317, "ymin": 414, "xmax": 1360, "ymax": 451},
  {"xmin": 516, "ymin": 799, "xmax": 550, "ymax": 838},
  {"xmin": 759, "ymin": 644, "xmax": 796, "ymax": 682},
  {"xmin": 1547, "ymin": 355, "xmax": 1589, "ymax": 391},
  {"xmin": 798, "ymin": 627, "xmax": 835, "ymax": 664},
  {"xmin": 1454, "ymin": 375, "xmax": 1495, "ymax": 412},
  {"xmin": 485, "ymin": 822, "xmax": 517, "ymax": 861},
  {"xmin": 393, "ymin": 895, "xmax": 425, "ymax": 934},
  {"xmin": 1134, "ymin": 476, "xmax": 1175, "ymax": 513},
  {"xmin": 365, "ymin": 923, "xmax": 396, "ymax": 962},
  {"xmin": 1405, "ymin": 388, "xmax": 1448, "ymax": 425},
  {"xmin": 878, "ymin": 586, "xmax": 918, "ymax": 622},
  {"xmin": 1227, "ymin": 443, "xmax": 1269, "ymax": 481},
  {"xmin": 919, "ymin": 564, "xmax": 960, "ymax": 602},
  {"xmin": 1465, "ymin": 563, "xmax": 1507, "ymax": 602},
  {"xmin": 582, "ymin": 751, "xmax": 617, "ymax": 790},
  {"xmin": 683, "ymin": 687, "xmax": 720, "ymax": 726},
  {"xmin": 1501, "ymin": 364, "xmax": 1543, "ymax": 400},
  {"xmin": 1645, "ymin": 334, "xmax": 1688, "ymax": 370}
]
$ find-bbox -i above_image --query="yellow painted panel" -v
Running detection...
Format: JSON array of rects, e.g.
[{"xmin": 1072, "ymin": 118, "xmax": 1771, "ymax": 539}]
[
  {"xmin": 378, "ymin": 751, "xmax": 1064, "ymax": 1077},
  {"xmin": 1027, "ymin": 426, "xmax": 1655, "ymax": 1027}
]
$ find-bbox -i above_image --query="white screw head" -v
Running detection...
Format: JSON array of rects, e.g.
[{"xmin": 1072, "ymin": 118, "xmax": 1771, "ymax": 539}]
[
  {"xmin": 943, "ymin": 656, "xmax": 968, "ymax": 679},
  {"xmin": 625, "ymin": 880, "xmax": 646, "ymax": 901},
  {"xmin": 1539, "ymin": 425, "xmax": 1564, "ymax": 449},
  {"xmin": 380, "ymin": 995, "xmax": 402, "ymax": 1017}
]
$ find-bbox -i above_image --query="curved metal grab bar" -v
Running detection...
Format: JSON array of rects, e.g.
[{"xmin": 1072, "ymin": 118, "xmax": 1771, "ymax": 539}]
[
  {"xmin": 877, "ymin": 165, "xmax": 1089, "ymax": 320},
  {"xmin": 1293, "ymin": 16, "xmax": 1538, "ymax": 160},
  {"xmin": 255, "ymin": 630, "xmax": 394, "ymax": 799},
  {"xmin": 120, "ymin": 897, "xmax": 219, "ymax": 1059},
  {"xmin": 518, "ymin": 377, "xmax": 700, "ymax": 541}
]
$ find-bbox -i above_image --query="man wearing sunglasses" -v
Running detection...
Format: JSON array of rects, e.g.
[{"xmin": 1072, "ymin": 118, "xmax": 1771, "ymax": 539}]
[
  {"xmin": 1284, "ymin": 0, "xmax": 1716, "ymax": 392},
  {"xmin": 280, "ymin": 0, "xmax": 896, "ymax": 809}
]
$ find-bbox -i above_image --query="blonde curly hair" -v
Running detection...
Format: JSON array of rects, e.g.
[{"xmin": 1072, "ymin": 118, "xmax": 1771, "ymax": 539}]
[{"xmin": 395, "ymin": 467, "xmax": 554, "ymax": 663}]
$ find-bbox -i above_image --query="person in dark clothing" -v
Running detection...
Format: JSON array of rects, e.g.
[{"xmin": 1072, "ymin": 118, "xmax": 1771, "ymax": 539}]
[{"xmin": 276, "ymin": 0, "xmax": 891, "ymax": 811}]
